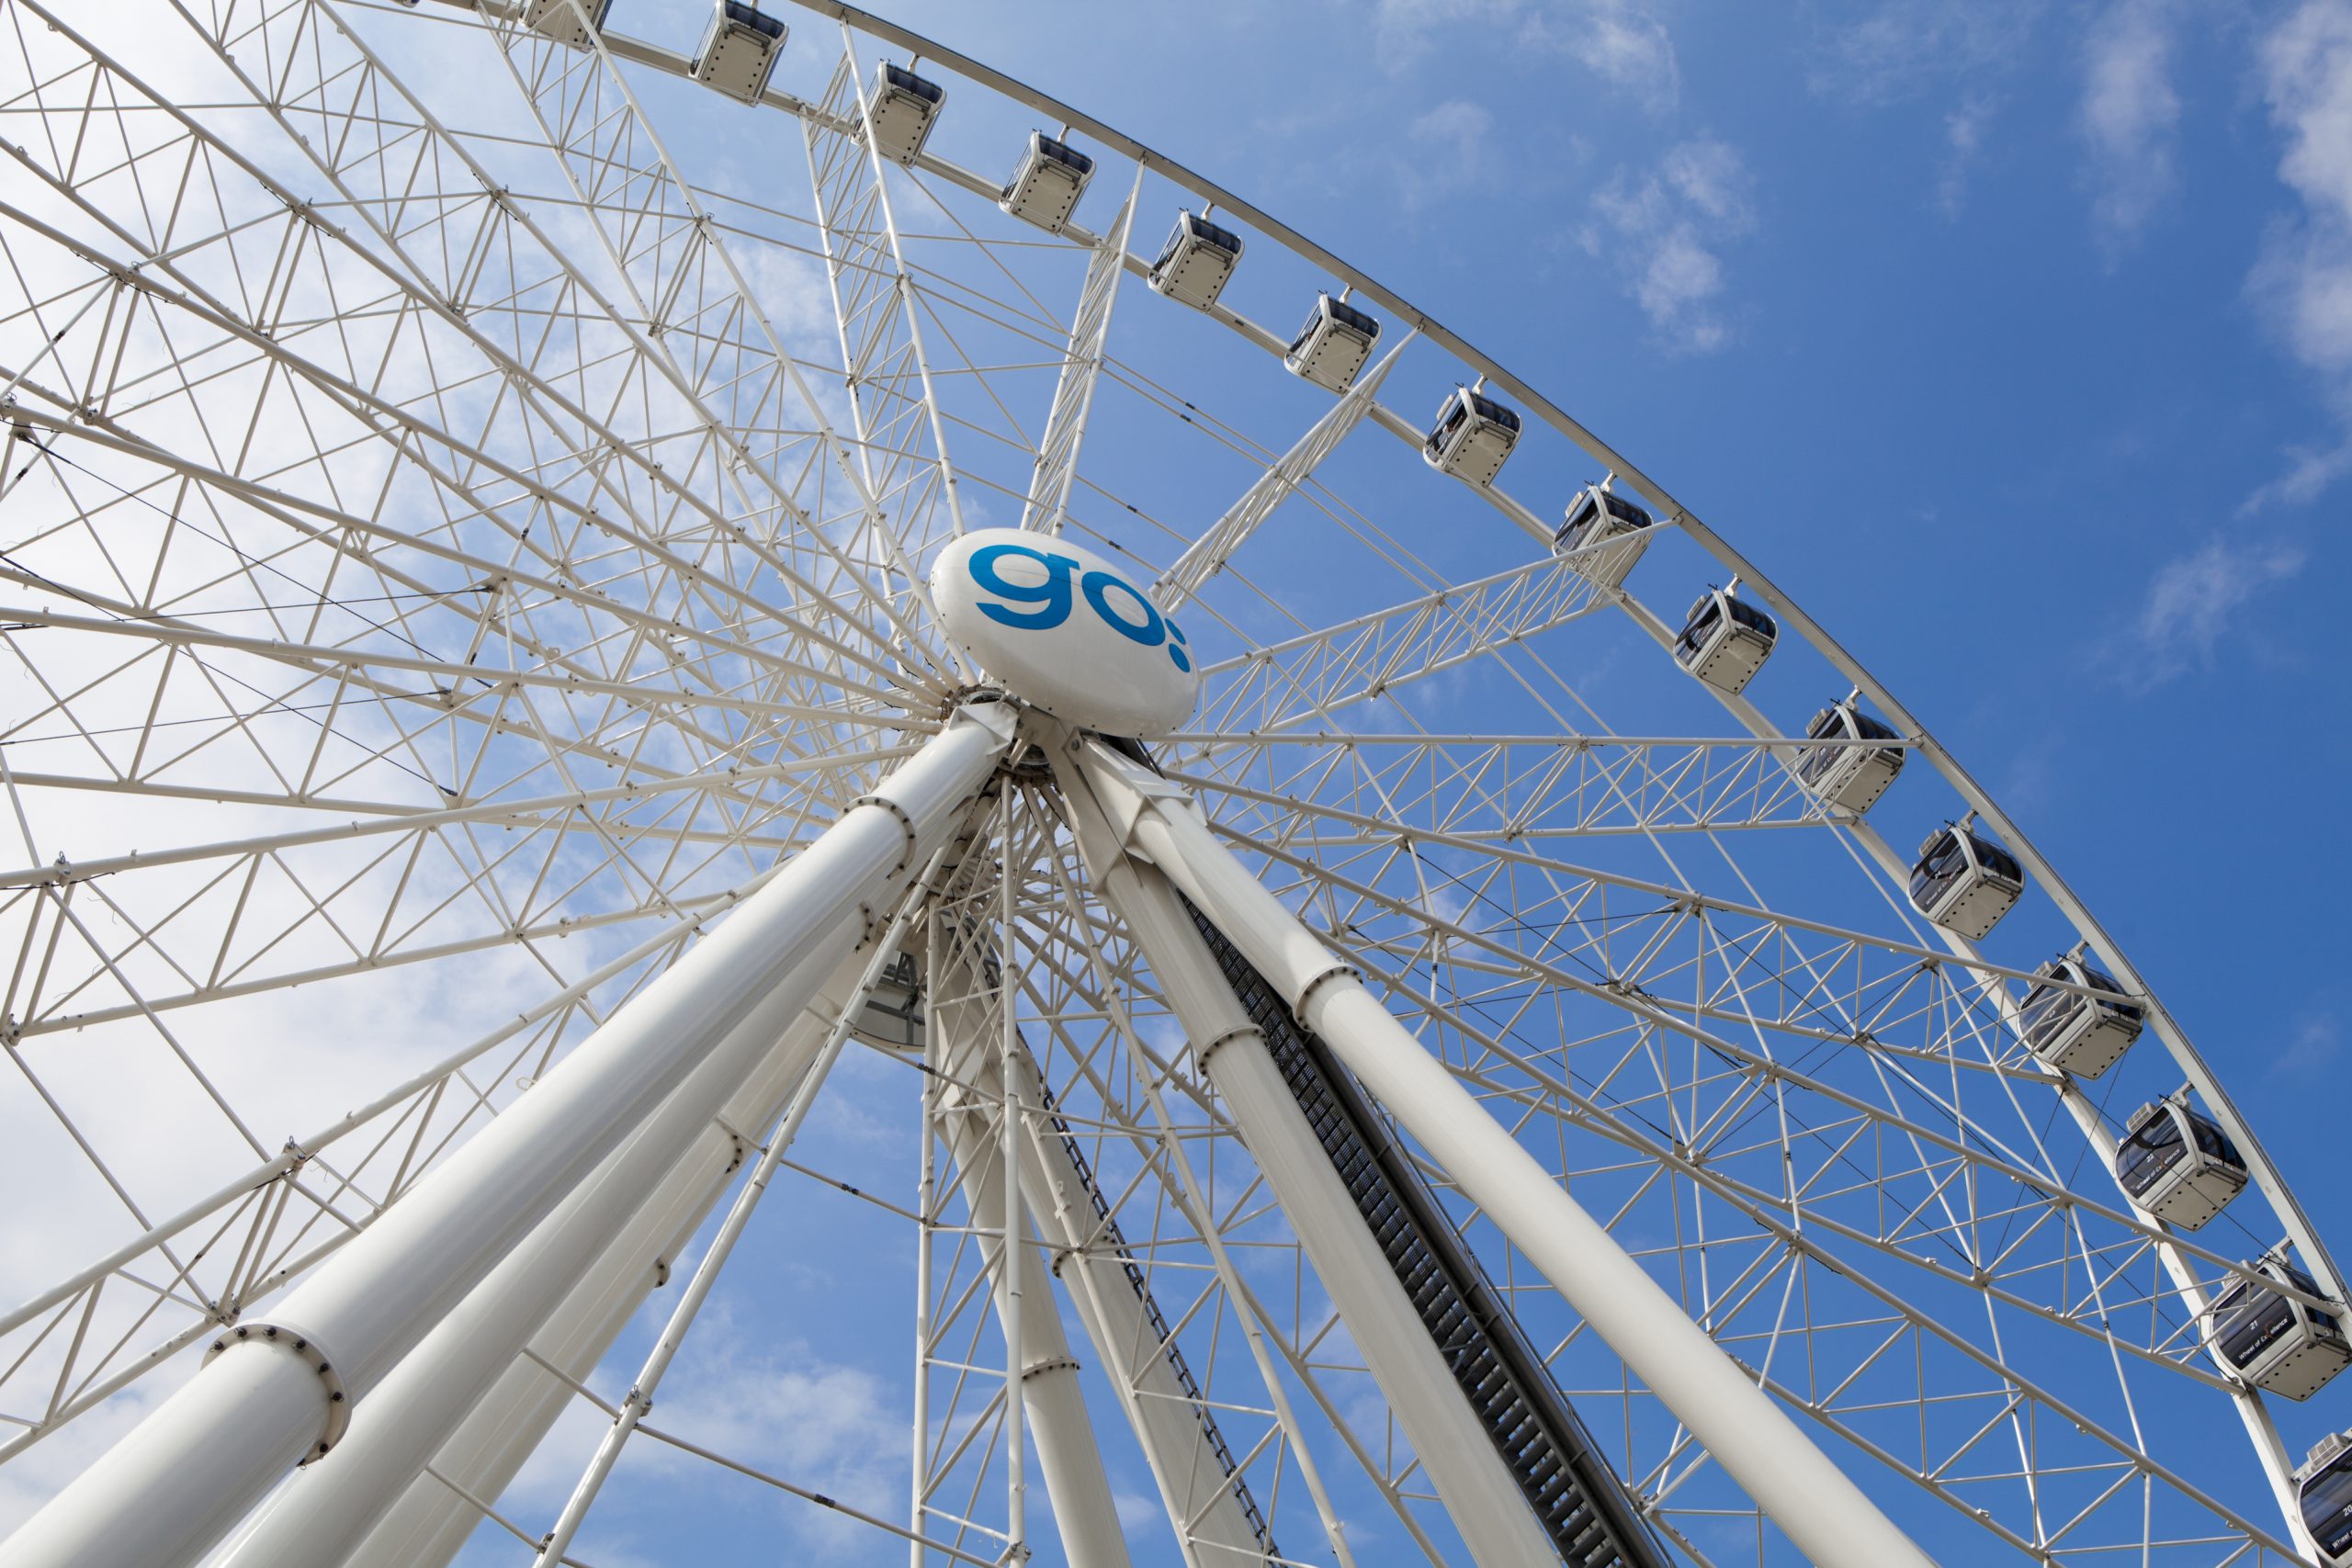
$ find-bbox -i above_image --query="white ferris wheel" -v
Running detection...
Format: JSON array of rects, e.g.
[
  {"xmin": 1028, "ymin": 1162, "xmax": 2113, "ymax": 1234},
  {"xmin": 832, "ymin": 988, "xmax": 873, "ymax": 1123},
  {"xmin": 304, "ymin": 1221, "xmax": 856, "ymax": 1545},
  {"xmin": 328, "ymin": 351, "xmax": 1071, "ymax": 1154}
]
[{"xmin": 0, "ymin": 2, "xmax": 2346, "ymax": 1566}]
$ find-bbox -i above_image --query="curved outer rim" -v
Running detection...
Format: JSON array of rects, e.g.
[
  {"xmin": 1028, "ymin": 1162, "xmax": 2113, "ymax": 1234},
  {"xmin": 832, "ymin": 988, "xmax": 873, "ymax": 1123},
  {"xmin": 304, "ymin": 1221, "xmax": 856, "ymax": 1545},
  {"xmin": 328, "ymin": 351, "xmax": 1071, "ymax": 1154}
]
[
  {"xmin": 437, "ymin": 0, "xmax": 2338, "ymax": 1532},
  {"xmin": 785, "ymin": 0, "xmax": 2342, "ymax": 1297}
]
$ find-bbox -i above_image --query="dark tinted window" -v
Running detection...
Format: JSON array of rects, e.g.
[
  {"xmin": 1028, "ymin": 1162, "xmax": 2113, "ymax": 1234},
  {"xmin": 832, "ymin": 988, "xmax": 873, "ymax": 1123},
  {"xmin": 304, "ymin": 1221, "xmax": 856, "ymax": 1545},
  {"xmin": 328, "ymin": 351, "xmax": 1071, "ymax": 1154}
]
[
  {"xmin": 2214, "ymin": 1280, "xmax": 2295, "ymax": 1369},
  {"xmin": 2191, "ymin": 1115, "xmax": 2244, "ymax": 1167},
  {"xmin": 721, "ymin": 2, "xmax": 786, "ymax": 39},
  {"xmin": 1850, "ymin": 711, "xmax": 1899, "ymax": 742},
  {"xmin": 1328, "ymin": 299, "xmax": 1380, "ymax": 335},
  {"xmin": 2302, "ymin": 1456, "xmax": 2352, "ymax": 1558},
  {"xmin": 1192, "ymin": 217, "xmax": 1242, "ymax": 252},
  {"xmin": 1972, "ymin": 836, "xmax": 2022, "ymax": 882},
  {"xmin": 1466, "ymin": 393, "xmax": 1521, "ymax": 431},
  {"xmin": 1035, "ymin": 136, "xmax": 1094, "ymax": 175},
  {"xmin": 2117, "ymin": 1111, "xmax": 2183, "ymax": 1193},
  {"xmin": 884, "ymin": 63, "xmax": 944, "ymax": 102}
]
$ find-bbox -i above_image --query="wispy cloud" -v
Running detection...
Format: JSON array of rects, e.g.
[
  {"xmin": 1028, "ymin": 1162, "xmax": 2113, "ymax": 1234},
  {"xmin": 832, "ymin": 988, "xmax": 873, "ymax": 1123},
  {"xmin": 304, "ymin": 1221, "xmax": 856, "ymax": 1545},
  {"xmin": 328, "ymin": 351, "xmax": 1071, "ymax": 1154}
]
[
  {"xmin": 1805, "ymin": 0, "xmax": 2047, "ymax": 105},
  {"xmin": 2248, "ymin": 0, "xmax": 2352, "ymax": 502},
  {"xmin": 2079, "ymin": 0, "xmax": 2181, "ymax": 250},
  {"xmin": 1374, "ymin": 0, "xmax": 1679, "ymax": 106},
  {"xmin": 1583, "ymin": 139, "xmax": 1756, "ymax": 352},
  {"xmin": 2120, "ymin": 536, "xmax": 2306, "ymax": 689},
  {"xmin": 2271, "ymin": 1010, "xmax": 2341, "ymax": 1077},
  {"xmin": 1382, "ymin": 99, "xmax": 1503, "ymax": 209},
  {"xmin": 1937, "ymin": 93, "xmax": 1997, "ymax": 219}
]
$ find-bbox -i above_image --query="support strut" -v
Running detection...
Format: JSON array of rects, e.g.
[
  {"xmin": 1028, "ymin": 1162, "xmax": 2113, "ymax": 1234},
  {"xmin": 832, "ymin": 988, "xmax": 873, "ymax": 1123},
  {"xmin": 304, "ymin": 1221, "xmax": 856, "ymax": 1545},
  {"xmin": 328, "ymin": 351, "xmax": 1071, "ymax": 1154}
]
[
  {"xmin": 1, "ymin": 704, "xmax": 1013, "ymax": 1568},
  {"xmin": 1067, "ymin": 734, "xmax": 1937, "ymax": 1568}
]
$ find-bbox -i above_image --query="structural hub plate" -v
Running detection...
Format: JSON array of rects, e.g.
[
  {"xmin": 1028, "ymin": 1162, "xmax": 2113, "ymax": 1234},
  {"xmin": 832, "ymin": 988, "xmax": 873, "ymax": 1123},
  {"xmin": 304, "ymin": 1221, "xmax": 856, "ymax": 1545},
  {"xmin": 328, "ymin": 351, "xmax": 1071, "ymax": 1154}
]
[{"xmin": 930, "ymin": 529, "xmax": 1199, "ymax": 736}]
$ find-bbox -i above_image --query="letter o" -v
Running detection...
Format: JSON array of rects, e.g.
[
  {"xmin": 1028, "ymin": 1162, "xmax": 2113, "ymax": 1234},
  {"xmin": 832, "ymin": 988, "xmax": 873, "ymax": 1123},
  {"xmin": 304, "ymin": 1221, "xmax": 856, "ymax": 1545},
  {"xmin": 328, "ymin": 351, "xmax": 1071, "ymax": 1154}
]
[{"xmin": 1082, "ymin": 570, "xmax": 1164, "ymax": 647}]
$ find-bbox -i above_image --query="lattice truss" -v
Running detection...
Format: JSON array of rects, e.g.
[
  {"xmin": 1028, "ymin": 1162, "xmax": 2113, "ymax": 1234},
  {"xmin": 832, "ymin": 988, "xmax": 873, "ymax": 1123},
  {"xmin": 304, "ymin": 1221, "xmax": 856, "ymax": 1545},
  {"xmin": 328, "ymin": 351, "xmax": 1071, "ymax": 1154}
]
[{"xmin": 0, "ymin": 1, "xmax": 2338, "ymax": 1565}]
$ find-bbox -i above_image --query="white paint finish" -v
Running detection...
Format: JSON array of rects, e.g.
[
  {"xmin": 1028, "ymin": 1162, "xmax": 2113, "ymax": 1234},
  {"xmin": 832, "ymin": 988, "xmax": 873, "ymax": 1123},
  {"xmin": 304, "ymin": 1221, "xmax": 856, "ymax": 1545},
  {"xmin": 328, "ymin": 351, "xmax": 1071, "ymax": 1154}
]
[
  {"xmin": 222, "ymin": 946, "xmax": 863, "ymax": 1568},
  {"xmin": 1, "ymin": 708, "xmax": 1011, "ymax": 1568},
  {"xmin": 927, "ymin": 930, "xmax": 1134, "ymax": 1568},
  {"xmin": 0, "ymin": 1339, "xmax": 322, "ymax": 1568},
  {"xmin": 1072, "ymin": 739, "xmax": 1939, "ymax": 1568},
  {"xmin": 1072, "ymin": 814, "xmax": 1563, "ymax": 1567},
  {"xmin": 931, "ymin": 530, "xmax": 1198, "ymax": 736}
]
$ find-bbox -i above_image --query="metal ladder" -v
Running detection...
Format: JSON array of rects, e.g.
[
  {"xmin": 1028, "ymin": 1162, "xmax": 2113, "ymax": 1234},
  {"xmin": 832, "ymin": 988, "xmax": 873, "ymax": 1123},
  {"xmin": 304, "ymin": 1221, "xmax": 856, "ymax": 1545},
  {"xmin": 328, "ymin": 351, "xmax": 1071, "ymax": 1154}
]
[
  {"xmin": 1187, "ymin": 904, "xmax": 1668, "ymax": 1568},
  {"xmin": 1031, "ymin": 1076, "xmax": 1279, "ymax": 1561}
]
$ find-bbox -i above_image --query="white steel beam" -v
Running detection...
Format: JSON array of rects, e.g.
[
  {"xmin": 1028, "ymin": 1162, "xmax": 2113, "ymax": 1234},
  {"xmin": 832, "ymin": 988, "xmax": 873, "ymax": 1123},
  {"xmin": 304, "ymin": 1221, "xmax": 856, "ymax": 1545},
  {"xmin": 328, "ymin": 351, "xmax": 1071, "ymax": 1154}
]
[
  {"xmin": 1155, "ymin": 331, "xmax": 1414, "ymax": 613},
  {"xmin": 1057, "ymin": 754, "xmax": 1558, "ymax": 1565},
  {"xmin": 1069, "ymin": 736, "xmax": 1937, "ymax": 1568},
  {"xmin": 925, "ymin": 916, "xmax": 1134, "ymax": 1568},
  {"xmin": 1020, "ymin": 170, "xmax": 1144, "ymax": 535},
  {"xmin": 0, "ymin": 704, "xmax": 1012, "ymax": 1568},
  {"xmin": 962, "ymin": 983, "xmax": 1268, "ymax": 1563},
  {"xmin": 338, "ymin": 1000, "xmax": 829, "ymax": 1568},
  {"xmin": 525, "ymin": 880, "xmax": 947, "ymax": 1568},
  {"xmin": 221, "ymin": 938, "xmax": 868, "ymax": 1568}
]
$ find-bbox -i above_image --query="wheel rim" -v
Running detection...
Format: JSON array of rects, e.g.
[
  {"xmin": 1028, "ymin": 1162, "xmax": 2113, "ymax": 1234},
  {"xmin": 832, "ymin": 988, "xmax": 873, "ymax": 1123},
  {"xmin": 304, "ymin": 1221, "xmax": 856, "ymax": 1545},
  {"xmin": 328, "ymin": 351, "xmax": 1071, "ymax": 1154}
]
[{"xmin": 0, "ymin": 2, "xmax": 2335, "ymax": 1563}]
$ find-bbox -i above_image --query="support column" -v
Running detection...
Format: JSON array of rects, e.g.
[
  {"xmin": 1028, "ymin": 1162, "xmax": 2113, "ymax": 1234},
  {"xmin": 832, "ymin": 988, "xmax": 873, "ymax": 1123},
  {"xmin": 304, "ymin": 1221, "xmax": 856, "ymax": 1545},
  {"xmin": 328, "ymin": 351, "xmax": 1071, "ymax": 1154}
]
[
  {"xmin": 927, "ymin": 936, "xmax": 1132, "ymax": 1568},
  {"xmin": 1056, "ymin": 768, "xmax": 1559, "ymax": 1567},
  {"xmin": 930, "ymin": 923, "xmax": 1264, "ymax": 1565},
  {"xmin": 1069, "ymin": 736, "xmax": 1937, "ymax": 1568},
  {"xmin": 221, "ymin": 942, "xmax": 873, "ymax": 1568},
  {"xmin": 1, "ymin": 704, "xmax": 1013, "ymax": 1568}
]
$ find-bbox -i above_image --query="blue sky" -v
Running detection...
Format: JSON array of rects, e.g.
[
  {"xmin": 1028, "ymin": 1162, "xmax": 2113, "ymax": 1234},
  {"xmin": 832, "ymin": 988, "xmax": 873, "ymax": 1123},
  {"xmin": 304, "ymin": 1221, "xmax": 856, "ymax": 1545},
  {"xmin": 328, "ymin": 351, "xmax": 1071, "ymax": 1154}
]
[
  {"xmin": 56, "ymin": 0, "xmax": 2319, "ymax": 1562},
  {"xmin": 855, "ymin": 0, "xmax": 2352, "ymax": 1194},
  {"xmin": 432, "ymin": 2, "xmax": 2352, "ymax": 1563}
]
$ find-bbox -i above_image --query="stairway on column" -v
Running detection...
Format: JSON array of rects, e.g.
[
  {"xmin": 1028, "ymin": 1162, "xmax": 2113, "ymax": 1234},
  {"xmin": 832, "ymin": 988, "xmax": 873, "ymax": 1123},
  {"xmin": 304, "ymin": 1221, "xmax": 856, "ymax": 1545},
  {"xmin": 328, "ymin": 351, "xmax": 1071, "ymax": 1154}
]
[{"xmin": 1186, "ymin": 902, "xmax": 1669, "ymax": 1568}]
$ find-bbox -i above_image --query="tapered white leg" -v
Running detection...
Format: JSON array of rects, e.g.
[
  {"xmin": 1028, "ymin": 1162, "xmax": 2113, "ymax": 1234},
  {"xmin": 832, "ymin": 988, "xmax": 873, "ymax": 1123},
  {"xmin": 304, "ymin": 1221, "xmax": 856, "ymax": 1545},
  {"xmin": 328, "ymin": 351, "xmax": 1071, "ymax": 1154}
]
[
  {"xmin": 1, "ymin": 705, "xmax": 1012, "ymax": 1568},
  {"xmin": 221, "ymin": 942, "xmax": 871, "ymax": 1568},
  {"xmin": 1058, "ymin": 771, "xmax": 1560, "ymax": 1566},
  {"xmin": 1071, "ymin": 737, "xmax": 1936, "ymax": 1568},
  {"xmin": 925, "ymin": 919, "xmax": 1134, "ymax": 1568},
  {"xmin": 999, "ymin": 1035, "xmax": 1271, "ymax": 1565}
]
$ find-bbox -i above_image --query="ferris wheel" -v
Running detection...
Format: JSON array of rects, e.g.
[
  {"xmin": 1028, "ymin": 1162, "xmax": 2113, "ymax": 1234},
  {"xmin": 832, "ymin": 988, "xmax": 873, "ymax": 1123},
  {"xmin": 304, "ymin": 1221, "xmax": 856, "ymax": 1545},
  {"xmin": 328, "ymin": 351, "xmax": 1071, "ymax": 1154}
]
[{"xmin": 0, "ymin": 1, "xmax": 2346, "ymax": 1564}]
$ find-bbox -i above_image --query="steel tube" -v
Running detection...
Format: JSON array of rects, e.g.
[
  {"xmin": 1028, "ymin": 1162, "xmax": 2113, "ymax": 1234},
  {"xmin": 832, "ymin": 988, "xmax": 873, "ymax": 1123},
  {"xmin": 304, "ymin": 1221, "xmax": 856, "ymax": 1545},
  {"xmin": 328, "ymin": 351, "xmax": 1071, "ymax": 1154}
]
[
  {"xmin": 1080, "ymin": 839, "xmax": 1561, "ymax": 1566},
  {"xmin": 223, "ymin": 941, "xmax": 868, "ymax": 1568},
  {"xmin": 932, "ymin": 915, "xmax": 1261, "ymax": 1562},
  {"xmin": 526, "ymin": 881, "xmax": 942, "ymax": 1568},
  {"xmin": 1072, "ymin": 739, "xmax": 1936, "ymax": 1568},
  {"xmin": 1, "ymin": 705, "xmax": 1011, "ymax": 1568},
  {"xmin": 926, "ymin": 921, "xmax": 1134, "ymax": 1568}
]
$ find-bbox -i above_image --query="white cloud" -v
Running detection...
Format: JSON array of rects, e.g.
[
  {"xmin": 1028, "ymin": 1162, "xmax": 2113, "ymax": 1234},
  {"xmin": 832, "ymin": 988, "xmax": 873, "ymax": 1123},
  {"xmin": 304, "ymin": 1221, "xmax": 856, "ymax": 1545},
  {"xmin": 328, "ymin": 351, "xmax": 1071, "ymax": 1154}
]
[
  {"xmin": 2123, "ymin": 536, "xmax": 2306, "ymax": 688},
  {"xmin": 2248, "ymin": 0, "xmax": 2352, "ymax": 501},
  {"xmin": 2079, "ymin": 0, "xmax": 2181, "ymax": 248},
  {"xmin": 1584, "ymin": 138, "xmax": 1755, "ymax": 353},
  {"xmin": 1937, "ymin": 94, "xmax": 1996, "ymax": 219},
  {"xmin": 2271, "ymin": 1011, "xmax": 2341, "ymax": 1077},
  {"xmin": 1374, "ymin": 0, "xmax": 1679, "ymax": 106},
  {"xmin": 1806, "ymin": 0, "xmax": 2047, "ymax": 105}
]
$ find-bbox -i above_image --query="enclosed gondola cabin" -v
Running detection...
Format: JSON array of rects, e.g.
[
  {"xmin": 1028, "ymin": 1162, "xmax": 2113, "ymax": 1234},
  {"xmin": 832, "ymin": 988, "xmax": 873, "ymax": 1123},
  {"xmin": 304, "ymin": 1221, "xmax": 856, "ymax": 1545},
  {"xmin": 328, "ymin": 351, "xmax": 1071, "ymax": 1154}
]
[
  {"xmin": 1793, "ymin": 694, "xmax": 1905, "ymax": 816},
  {"xmin": 1554, "ymin": 483, "xmax": 1654, "ymax": 591},
  {"xmin": 2299, "ymin": 1431, "xmax": 2352, "ymax": 1567},
  {"xmin": 859, "ymin": 62, "xmax": 945, "ymax": 164},
  {"xmin": 523, "ymin": 0, "xmax": 611, "ymax": 44},
  {"xmin": 1907, "ymin": 817, "xmax": 2023, "ymax": 940},
  {"xmin": 1674, "ymin": 583, "xmax": 1777, "ymax": 694},
  {"xmin": 1285, "ymin": 293, "xmax": 1380, "ymax": 392},
  {"xmin": 2208, "ymin": 1255, "xmax": 2351, "ymax": 1400},
  {"xmin": 1148, "ymin": 211, "xmax": 1245, "ymax": 310},
  {"xmin": 2016, "ymin": 949, "xmax": 2143, "ymax": 1079},
  {"xmin": 2115, "ymin": 1096, "xmax": 2248, "ymax": 1230},
  {"xmin": 1423, "ymin": 386, "xmax": 1521, "ymax": 485},
  {"xmin": 1001, "ymin": 132, "xmax": 1094, "ymax": 233},
  {"xmin": 689, "ymin": 1, "xmax": 786, "ymax": 102}
]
